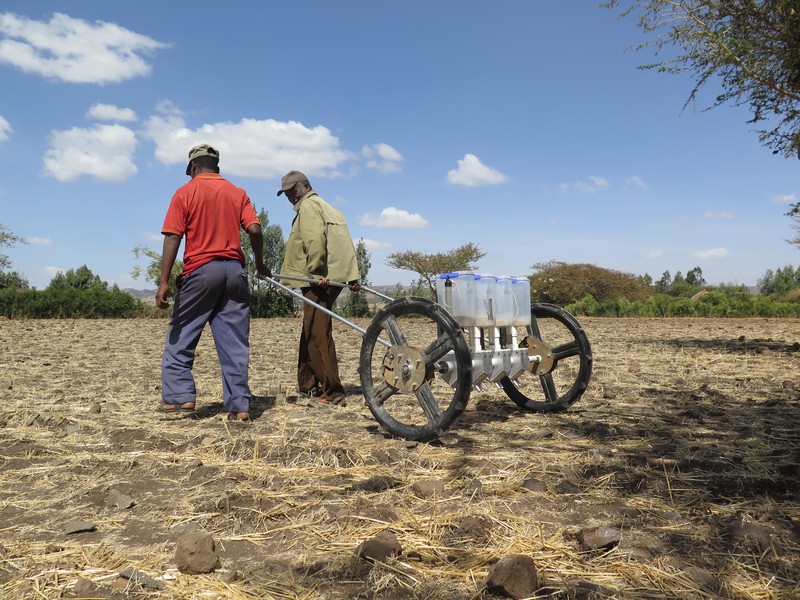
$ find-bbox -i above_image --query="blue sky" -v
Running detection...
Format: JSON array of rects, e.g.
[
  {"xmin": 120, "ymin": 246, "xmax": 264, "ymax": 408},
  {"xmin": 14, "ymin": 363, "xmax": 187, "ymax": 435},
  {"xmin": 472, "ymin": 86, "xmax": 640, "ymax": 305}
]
[{"xmin": 1, "ymin": 2, "xmax": 797, "ymax": 291}]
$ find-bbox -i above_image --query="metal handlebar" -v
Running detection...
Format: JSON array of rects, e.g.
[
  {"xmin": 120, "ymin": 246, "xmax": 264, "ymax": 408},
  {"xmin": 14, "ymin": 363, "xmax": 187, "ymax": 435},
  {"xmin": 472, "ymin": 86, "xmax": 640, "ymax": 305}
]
[
  {"xmin": 268, "ymin": 273, "xmax": 395, "ymax": 302},
  {"xmin": 259, "ymin": 274, "xmax": 391, "ymax": 348}
]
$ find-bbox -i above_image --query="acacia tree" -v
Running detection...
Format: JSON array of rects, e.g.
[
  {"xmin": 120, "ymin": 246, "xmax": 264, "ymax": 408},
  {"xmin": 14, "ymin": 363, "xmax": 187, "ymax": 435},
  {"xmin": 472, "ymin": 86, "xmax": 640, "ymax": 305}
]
[
  {"xmin": 789, "ymin": 202, "xmax": 800, "ymax": 247},
  {"xmin": 603, "ymin": 0, "xmax": 800, "ymax": 158},
  {"xmin": 0, "ymin": 224, "xmax": 25, "ymax": 272},
  {"xmin": 386, "ymin": 242, "xmax": 486, "ymax": 295}
]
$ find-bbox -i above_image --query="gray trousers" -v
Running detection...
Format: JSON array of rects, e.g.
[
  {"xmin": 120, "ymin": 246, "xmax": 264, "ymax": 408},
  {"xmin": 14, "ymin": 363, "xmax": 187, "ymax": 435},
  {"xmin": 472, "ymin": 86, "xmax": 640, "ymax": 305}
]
[{"xmin": 161, "ymin": 259, "xmax": 251, "ymax": 414}]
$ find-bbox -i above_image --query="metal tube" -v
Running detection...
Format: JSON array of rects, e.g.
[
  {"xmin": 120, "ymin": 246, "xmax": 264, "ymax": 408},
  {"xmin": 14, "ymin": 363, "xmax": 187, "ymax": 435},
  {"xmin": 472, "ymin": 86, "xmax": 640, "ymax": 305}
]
[
  {"xmin": 271, "ymin": 273, "xmax": 395, "ymax": 302},
  {"xmin": 260, "ymin": 275, "xmax": 391, "ymax": 348}
]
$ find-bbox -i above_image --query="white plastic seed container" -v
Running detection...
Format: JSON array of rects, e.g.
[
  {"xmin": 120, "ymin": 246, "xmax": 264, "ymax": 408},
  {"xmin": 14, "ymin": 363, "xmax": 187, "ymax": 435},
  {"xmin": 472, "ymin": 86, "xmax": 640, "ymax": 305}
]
[
  {"xmin": 473, "ymin": 274, "xmax": 496, "ymax": 326},
  {"xmin": 437, "ymin": 271, "xmax": 476, "ymax": 326},
  {"xmin": 494, "ymin": 276, "xmax": 514, "ymax": 326},
  {"xmin": 512, "ymin": 276, "xmax": 532, "ymax": 326}
]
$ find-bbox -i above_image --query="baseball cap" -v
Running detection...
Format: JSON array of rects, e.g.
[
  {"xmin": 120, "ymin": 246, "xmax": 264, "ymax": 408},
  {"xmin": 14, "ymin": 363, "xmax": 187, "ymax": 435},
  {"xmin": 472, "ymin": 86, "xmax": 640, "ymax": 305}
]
[
  {"xmin": 277, "ymin": 170, "xmax": 309, "ymax": 196},
  {"xmin": 185, "ymin": 144, "xmax": 220, "ymax": 175}
]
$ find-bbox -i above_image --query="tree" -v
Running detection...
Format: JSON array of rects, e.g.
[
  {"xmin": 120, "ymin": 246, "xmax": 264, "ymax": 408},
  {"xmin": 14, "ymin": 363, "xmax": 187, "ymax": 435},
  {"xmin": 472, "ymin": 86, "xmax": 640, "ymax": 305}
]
[
  {"xmin": 789, "ymin": 202, "xmax": 800, "ymax": 246},
  {"xmin": 48, "ymin": 265, "xmax": 108, "ymax": 291},
  {"xmin": 604, "ymin": 0, "xmax": 800, "ymax": 158},
  {"xmin": 132, "ymin": 244, "xmax": 184, "ymax": 300},
  {"xmin": 0, "ymin": 270, "xmax": 29, "ymax": 290},
  {"xmin": 529, "ymin": 261, "xmax": 651, "ymax": 304},
  {"xmin": 758, "ymin": 264, "xmax": 800, "ymax": 294},
  {"xmin": 239, "ymin": 207, "xmax": 284, "ymax": 291},
  {"xmin": 655, "ymin": 270, "xmax": 672, "ymax": 292},
  {"xmin": 0, "ymin": 224, "xmax": 25, "ymax": 272},
  {"xmin": 386, "ymin": 242, "xmax": 486, "ymax": 295},
  {"xmin": 686, "ymin": 265, "xmax": 706, "ymax": 286},
  {"xmin": 343, "ymin": 238, "xmax": 372, "ymax": 317}
]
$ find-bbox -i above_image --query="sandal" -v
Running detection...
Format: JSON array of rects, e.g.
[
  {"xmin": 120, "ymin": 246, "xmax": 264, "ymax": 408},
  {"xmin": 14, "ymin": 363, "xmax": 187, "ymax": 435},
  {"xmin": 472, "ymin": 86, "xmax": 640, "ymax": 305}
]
[{"xmin": 317, "ymin": 394, "xmax": 347, "ymax": 407}]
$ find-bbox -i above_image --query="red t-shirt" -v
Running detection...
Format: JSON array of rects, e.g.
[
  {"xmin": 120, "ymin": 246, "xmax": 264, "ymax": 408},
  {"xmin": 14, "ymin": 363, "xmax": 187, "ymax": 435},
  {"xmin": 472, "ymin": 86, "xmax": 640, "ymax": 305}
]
[{"xmin": 162, "ymin": 173, "xmax": 260, "ymax": 276}]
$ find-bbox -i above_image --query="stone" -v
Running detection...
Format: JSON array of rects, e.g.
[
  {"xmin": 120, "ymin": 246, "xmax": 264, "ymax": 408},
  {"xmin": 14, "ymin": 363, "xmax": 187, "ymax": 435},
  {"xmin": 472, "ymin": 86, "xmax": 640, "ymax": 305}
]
[
  {"xmin": 413, "ymin": 479, "xmax": 446, "ymax": 498},
  {"xmin": 63, "ymin": 520, "xmax": 96, "ymax": 534},
  {"xmin": 107, "ymin": 489, "xmax": 135, "ymax": 509},
  {"xmin": 579, "ymin": 526, "xmax": 621, "ymax": 551},
  {"xmin": 355, "ymin": 530, "xmax": 402, "ymax": 563},
  {"xmin": 175, "ymin": 531, "xmax": 221, "ymax": 574},
  {"xmin": 522, "ymin": 478, "xmax": 546, "ymax": 493},
  {"xmin": 683, "ymin": 566, "xmax": 722, "ymax": 594},
  {"xmin": 348, "ymin": 475, "xmax": 401, "ymax": 493},
  {"xmin": 485, "ymin": 554, "xmax": 539, "ymax": 599},
  {"xmin": 119, "ymin": 567, "xmax": 166, "ymax": 590}
]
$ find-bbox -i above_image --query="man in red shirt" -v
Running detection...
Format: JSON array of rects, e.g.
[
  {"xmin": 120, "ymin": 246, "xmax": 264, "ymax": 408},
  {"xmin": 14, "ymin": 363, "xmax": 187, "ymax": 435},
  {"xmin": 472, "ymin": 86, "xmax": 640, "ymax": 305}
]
[{"xmin": 156, "ymin": 144, "xmax": 270, "ymax": 421}]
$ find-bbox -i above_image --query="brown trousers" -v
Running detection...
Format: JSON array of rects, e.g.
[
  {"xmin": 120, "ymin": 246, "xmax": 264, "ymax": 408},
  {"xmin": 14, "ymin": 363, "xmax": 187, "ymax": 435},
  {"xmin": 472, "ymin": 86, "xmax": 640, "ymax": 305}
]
[{"xmin": 298, "ymin": 285, "xmax": 345, "ymax": 397}]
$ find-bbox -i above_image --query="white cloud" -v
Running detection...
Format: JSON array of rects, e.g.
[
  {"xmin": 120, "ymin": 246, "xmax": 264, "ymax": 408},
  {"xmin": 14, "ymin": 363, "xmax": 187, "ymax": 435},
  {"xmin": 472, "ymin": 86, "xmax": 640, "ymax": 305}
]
[
  {"xmin": 87, "ymin": 103, "xmax": 137, "ymax": 122},
  {"xmin": 770, "ymin": 192, "xmax": 797, "ymax": 205},
  {"xmin": 644, "ymin": 250, "xmax": 663, "ymax": 259},
  {"xmin": 560, "ymin": 175, "xmax": 609, "ymax": 194},
  {"xmin": 25, "ymin": 236, "xmax": 52, "ymax": 245},
  {"xmin": 0, "ymin": 12, "xmax": 168, "ymax": 84},
  {"xmin": 360, "ymin": 238, "xmax": 392, "ymax": 251},
  {"xmin": 359, "ymin": 207, "xmax": 429, "ymax": 228},
  {"xmin": 43, "ymin": 123, "xmax": 138, "ymax": 182},
  {"xmin": 362, "ymin": 143, "xmax": 403, "ymax": 173},
  {"xmin": 43, "ymin": 266, "xmax": 63, "ymax": 278},
  {"xmin": 143, "ymin": 102, "xmax": 352, "ymax": 179},
  {"xmin": 0, "ymin": 115, "xmax": 11, "ymax": 141},
  {"xmin": 624, "ymin": 176, "xmax": 646, "ymax": 188},
  {"xmin": 704, "ymin": 210, "xmax": 734, "ymax": 219},
  {"xmin": 446, "ymin": 153, "xmax": 507, "ymax": 187},
  {"xmin": 692, "ymin": 247, "xmax": 730, "ymax": 260}
]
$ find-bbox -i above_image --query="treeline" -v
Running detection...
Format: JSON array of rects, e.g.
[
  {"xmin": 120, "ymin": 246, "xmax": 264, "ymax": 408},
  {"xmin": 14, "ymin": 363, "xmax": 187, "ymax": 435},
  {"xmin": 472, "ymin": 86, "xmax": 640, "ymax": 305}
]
[
  {"xmin": 530, "ymin": 262, "xmax": 800, "ymax": 318},
  {"xmin": 0, "ymin": 265, "xmax": 297, "ymax": 319}
]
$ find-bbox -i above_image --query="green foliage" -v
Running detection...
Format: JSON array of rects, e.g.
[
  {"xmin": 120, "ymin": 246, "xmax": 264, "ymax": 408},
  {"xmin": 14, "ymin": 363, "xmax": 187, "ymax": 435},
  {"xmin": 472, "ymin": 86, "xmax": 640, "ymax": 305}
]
[
  {"xmin": 132, "ymin": 245, "xmax": 184, "ymax": 299},
  {"xmin": 240, "ymin": 207, "xmax": 285, "ymax": 292},
  {"xmin": 566, "ymin": 288, "xmax": 800, "ymax": 318},
  {"xmin": 0, "ymin": 270, "xmax": 29, "ymax": 290},
  {"xmin": 386, "ymin": 242, "xmax": 486, "ymax": 295},
  {"xmin": 530, "ymin": 261, "xmax": 651, "ymax": 305},
  {"xmin": 604, "ymin": 0, "xmax": 800, "ymax": 158},
  {"xmin": 250, "ymin": 288, "xmax": 294, "ymax": 318},
  {"xmin": 342, "ymin": 238, "xmax": 371, "ymax": 318},
  {"xmin": 0, "ymin": 286, "xmax": 144, "ymax": 318},
  {"xmin": 47, "ymin": 265, "xmax": 108, "ymax": 291},
  {"xmin": 0, "ymin": 224, "xmax": 26, "ymax": 272},
  {"xmin": 758, "ymin": 264, "xmax": 800, "ymax": 295}
]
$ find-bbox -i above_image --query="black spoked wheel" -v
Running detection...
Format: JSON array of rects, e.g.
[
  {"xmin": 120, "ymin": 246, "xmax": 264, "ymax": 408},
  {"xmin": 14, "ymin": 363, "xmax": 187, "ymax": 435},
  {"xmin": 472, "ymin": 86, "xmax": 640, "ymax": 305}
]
[
  {"xmin": 358, "ymin": 297, "xmax": 472, "ymax": 442},
  {"xmin": 500, "ymin": 303, "xmax": 592, "ymax": 412}
]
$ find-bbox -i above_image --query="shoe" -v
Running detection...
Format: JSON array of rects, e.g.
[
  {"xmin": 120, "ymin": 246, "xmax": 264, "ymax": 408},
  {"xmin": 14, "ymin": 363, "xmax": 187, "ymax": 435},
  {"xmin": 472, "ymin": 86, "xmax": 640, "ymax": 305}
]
[
  {"xmin": 227, "ymin": 412, "xmax": 251, "ymax": 421},
  {"xmin": 159, "ymin": 402, "xmax": 196, "ymax": 413},
  {"xmin": 317, "ymin": 393, "xmax": 347, "ymax": 407}
]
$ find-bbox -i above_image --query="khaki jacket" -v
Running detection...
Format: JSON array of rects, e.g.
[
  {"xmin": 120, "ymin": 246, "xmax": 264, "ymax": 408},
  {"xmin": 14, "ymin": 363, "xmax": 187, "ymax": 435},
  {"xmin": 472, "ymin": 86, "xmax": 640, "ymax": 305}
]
[{"xmin": 280, "ymin": 191, "xmax": 360, "ymax": 285}]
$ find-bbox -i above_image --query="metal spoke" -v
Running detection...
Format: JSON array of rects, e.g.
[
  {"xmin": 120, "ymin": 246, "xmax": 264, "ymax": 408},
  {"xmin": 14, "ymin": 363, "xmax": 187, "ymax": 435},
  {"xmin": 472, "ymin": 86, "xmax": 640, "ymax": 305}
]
[
  {"xmin": 552, "ymin": 340, "xmax": 581, "ymax": 361},
  {"xmin": 383, "ymin": 315, "xmax": 408, "ymax": 346},
  {"xmin": 415, "ymin": 383, "xmax": 442, "ymax": 425},
  {"xmin": 540, "ymin": 373, "xmax": 559, "ymax": 404},
  {"xmin": 373, "ymin": 382, "xmax": 396, "ymax": 406},
  {"xmin": 421, "ymin": 331, "xmax": 455, "ymax": 364}
]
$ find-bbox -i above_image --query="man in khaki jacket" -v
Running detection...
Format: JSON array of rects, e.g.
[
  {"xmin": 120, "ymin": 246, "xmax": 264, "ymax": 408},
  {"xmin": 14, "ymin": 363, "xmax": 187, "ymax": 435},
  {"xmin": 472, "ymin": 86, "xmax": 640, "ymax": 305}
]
[{"xmin": 277, "ymin": 171, "xmax": 360, "ymax": 405}]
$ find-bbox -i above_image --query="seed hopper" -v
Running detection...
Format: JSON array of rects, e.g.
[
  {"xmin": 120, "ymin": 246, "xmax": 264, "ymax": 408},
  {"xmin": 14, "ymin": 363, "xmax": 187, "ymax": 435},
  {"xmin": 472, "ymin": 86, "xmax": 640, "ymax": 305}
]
[{"xmin": 264, "ymin": 273, "xmax": 593, "ymax": 442}]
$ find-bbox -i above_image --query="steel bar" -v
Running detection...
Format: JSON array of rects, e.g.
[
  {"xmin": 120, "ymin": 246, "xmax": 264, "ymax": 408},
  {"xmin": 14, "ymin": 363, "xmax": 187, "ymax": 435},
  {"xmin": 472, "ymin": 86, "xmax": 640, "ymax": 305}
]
[
  {"xmin": 260, "ymin": 275, "xmax": 391, "ymax": 348},
  {"xmin": 271, "ymin": 273, "xmax": 395, "ymax": 302}
]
